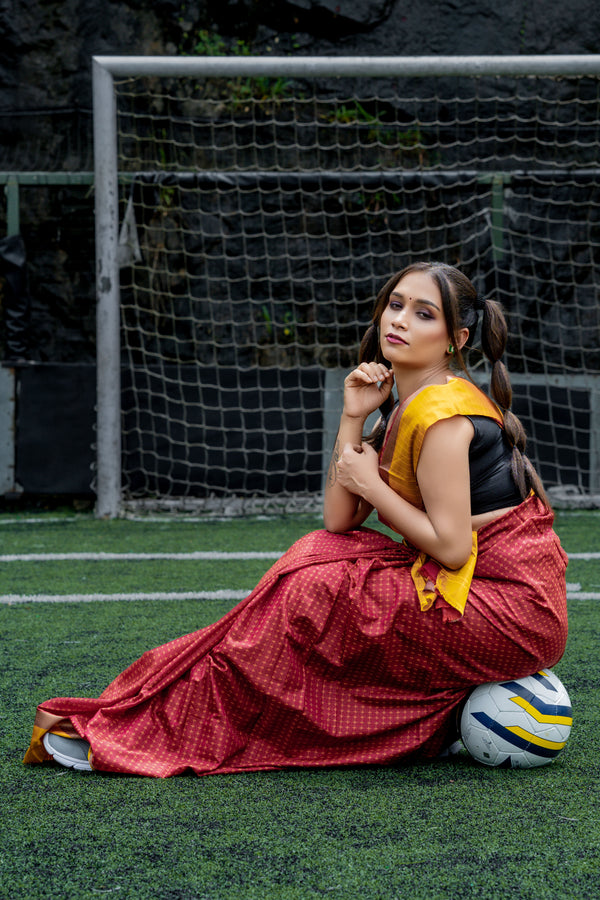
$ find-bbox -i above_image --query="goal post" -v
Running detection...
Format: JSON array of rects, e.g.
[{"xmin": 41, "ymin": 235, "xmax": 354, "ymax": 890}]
[
  {"xmin": 92, "ymin": 54, "xmax": 600, "ymax": 517},
  {"xmin": 93, "ymin": 58, "xmax": 120, "ymax": 518}
]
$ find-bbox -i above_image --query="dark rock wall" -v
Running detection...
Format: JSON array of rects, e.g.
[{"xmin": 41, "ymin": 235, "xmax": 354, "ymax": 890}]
[
  {"xmin": 5, "ymin": 0, "xmax": 600, "ymax": 156},
  {"xmin": 1, "ymin": 0, "xmax": 599, "ymax": 362}
]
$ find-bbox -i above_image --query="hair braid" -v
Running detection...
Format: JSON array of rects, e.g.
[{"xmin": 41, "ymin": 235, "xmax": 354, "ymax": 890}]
[
  {"xmin": 358, "ymin": 275, "xmax": 401, "ymax": 449},
  {"xmin": 479, "ymin": 298, "xmax": 550, "ymax": 507}
]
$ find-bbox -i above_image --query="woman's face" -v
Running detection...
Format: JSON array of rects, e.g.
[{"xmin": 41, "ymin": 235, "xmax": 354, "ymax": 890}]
[{"xmin": 379, "ymin": 270, "xmax": 451, "ymax": 372}]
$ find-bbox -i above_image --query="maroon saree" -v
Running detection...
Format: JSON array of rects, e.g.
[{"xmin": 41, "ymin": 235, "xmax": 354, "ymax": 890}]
[{"xmin": 24, "ymin": 495, "xmax": 567, "ymax": 777}]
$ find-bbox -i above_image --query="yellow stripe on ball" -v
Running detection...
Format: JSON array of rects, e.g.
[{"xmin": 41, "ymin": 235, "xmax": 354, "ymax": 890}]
[
  {"xmin": 509, "ymin": 696, "xmax": 573, "ymax": 726},
  {"xmin": 505, "ymin": 725, "xmax": 569, "ymax": 750}
]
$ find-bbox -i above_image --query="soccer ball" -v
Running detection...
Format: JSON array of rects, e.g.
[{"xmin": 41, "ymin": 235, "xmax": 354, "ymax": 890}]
[{"xmin": 460, "ymin": 669, "xmax": 572, "ymax": 769}]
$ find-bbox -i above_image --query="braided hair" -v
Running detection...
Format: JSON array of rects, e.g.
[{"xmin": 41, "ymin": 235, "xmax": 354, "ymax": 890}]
[{"xmin": 360, "ymin": 261, "xmax": 550, "ymax": 507}]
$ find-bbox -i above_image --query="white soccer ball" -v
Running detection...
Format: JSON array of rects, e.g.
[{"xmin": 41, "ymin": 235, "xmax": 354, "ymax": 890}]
[{"xmin": 460, "ymin": 669, "xmax": 572, "ymax": 769}]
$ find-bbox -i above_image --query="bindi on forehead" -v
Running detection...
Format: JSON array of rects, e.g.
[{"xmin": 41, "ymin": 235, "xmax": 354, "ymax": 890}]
[{"xmin": 390, "ymin": 290, "xmax": 440, "ymax": 311}]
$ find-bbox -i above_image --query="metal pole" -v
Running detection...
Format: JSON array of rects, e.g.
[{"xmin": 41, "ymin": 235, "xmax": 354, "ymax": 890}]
[
  {"xmin": 0, "ymin": 367, "xmax": 15, "ymax": 494},
  {"xmin": 589, "ymin": 383, "xmax": 600, "ymax": 495},
  {"xmin": 93, "ymin": 58, "xmax": 121, "ymax": 518},
  {"xmin": 4, "ymin": 176, "xmax": 20, "ymax": 236},
  {"xmin": 93, "ymin": 54, "xmax": 600, "ymax": 80}
]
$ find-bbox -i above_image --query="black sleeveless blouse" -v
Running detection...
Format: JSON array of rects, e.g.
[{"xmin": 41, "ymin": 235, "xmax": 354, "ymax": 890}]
[{"xmin": 466, "ymin": 415, "xmax": 523, "ymax": 514}]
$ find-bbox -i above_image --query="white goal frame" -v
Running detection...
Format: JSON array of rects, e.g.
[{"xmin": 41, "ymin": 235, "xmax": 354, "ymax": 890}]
[{"xmin": 92, "ymin": 54, "xmax": 600, "ymax": 518}]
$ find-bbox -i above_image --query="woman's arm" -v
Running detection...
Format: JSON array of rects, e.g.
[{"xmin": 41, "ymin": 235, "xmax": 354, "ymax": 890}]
[
  {"xmin": 323, "ymin": 363, "xmax": 393, "ymax": 533},
  {"xmin": 334, "ymin": 416, "xmax": 474, "ymax": 569},
  {"xmin": 323, "ymin": 414, "xmax": 374, "ymax": 532}
]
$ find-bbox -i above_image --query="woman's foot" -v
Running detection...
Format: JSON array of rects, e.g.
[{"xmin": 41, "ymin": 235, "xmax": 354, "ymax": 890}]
[{"xmin": 43, "ymin": 732, "xmax": 93, "ymax": 771}]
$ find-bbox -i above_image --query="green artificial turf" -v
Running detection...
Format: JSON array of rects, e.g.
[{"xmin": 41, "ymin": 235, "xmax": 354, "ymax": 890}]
[{"xmin": 1, "ymin": 509, "xmax": 599, "ymax": 899}]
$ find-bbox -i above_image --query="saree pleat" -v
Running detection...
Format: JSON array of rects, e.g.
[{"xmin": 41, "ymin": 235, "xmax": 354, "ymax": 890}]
[{"xmin": 24, "ymin": 495, "xmax": 567, "ymax": 777}]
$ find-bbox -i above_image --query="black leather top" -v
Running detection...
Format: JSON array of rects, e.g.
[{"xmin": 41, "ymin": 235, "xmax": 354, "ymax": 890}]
[{"xmin": 466, "ymin": 416, "xmax": 523, "ymax": 514}]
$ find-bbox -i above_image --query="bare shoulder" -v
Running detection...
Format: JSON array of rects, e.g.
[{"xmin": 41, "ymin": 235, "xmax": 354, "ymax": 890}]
[
  {"xmin": 422, "ymin": 415, "xmax": 474, "ymax": 453},
  {"xmin": 417, "ymin": 416, "xmax": 473, "ymax": 485}
]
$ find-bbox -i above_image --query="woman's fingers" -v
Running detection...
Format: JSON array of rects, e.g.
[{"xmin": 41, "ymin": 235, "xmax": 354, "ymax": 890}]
[
  {"xmin": 342, "ymin": 364, "xmax": 394, "ymax": 419},
  {"xmin": 347, "ymin": 363, "xmax": 393, "ymax": 385}
]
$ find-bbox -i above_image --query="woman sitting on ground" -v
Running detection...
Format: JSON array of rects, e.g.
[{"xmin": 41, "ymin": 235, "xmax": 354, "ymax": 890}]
[{"xmin": 24, "ymin": 261, "xmax": 568, "ymax": 776}]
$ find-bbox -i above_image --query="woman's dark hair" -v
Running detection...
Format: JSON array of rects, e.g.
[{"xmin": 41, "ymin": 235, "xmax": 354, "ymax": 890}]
[{"xmin": 360, "ymin": 261, "xmax": 550, "ymax": 507}]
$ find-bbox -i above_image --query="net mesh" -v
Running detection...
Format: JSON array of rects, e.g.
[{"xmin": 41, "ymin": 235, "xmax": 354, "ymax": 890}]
[{"xmin": 113, "ymin": 69, "xmax": 600, "ymax": 513}]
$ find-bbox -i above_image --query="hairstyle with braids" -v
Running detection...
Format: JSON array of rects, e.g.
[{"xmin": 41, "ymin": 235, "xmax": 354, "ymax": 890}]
[{"xmin": 360, "ymin": 261, "xmax": 550, "ymax": 508}]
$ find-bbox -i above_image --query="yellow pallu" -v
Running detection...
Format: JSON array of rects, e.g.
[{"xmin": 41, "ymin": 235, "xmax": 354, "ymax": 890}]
[{"xmin": 378, "ymin": 376, "xmax": 503, "ymax": 619}]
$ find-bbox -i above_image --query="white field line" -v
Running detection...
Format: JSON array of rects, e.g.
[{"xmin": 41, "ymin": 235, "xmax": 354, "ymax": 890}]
[
  {"xmin": 1, "ymin": 583, "xmax": 598, "ymax": 605},
  {"xmin": 0, "ymin": 517, "xmax": 84, "ymax": 525},
  {"xmin": 0, "ymin": 515, "xmax": 285, "ymax": 525},
  {"xmin": 0, "ymin": 551, "xmax": 284, "ymax": 562},
  {"xmin": 0, "ymin": 590, "xmax": 251, "ymax": 604},
  {"xmin": 1, "ymin": 587, "xmax": 597, "ymax": 604},
  {"xmin": 0, "ymin": 553, "xmax": 597, "ymax": 604},
  {"xmin": 563, "ymin": 552, "xmax": 600, "ymax": 559},
  {"xmin": 0, "ymin": 550, "xmax": 596, "ymax": 562},
  {"xmin": 0, "ymin": 508, "xmax": 594, "ymax": 525},
  {"xmin": 0, "ymin": 550, "xmax": 274, "ymax": 604}
]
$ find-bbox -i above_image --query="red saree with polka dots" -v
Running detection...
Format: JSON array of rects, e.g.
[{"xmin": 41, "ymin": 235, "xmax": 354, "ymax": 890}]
[
  {"xmin": 24, "ymin": 495, "xmax": 567, "ymax": 777},
  {"xmin": 24, "ymin": 380, "xmax": 568, "ymax": 776}
]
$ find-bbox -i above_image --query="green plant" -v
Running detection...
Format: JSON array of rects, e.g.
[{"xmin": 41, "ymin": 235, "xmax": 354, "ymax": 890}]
[
  {"xmin": 260, "ymin": 305, "xmax": 273, "ymax": 339},
  {"xmin": 190, "ymin": 29, "xmax": 228, "ymax": 56},
  {"xmin": 396, "ymin": 127, "xmax": 423, "ymax": 150},
  {"xmin": 259, "ymin": 306, "xmax": 296, "ymax": 343},
  {"xmin": 351, "ymin": 190, "xmax": 403, "ymax": 215},
  {"xmin": 328, "ymin": 101, "xmax": 382, "ymax": 126},
  {"xmin": 325, "ymin": 105, "xmax": 426, "ymax": 163},
  {"xmin": 179, "ymin": 25, "xmax": 292, "ymax": 110},
  {"xmin": 227, "ymin": 75, "xmax": 292, "ymax": 109}
]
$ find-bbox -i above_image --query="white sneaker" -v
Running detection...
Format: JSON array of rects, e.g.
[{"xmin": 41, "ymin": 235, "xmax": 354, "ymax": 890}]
[
  {"xmin": 437, "ymin": 739, "xmax": 465, "ymax": 758},
  {"xmin": 43, "ymin": 732, "xmax": 93, "ymax": 771}
]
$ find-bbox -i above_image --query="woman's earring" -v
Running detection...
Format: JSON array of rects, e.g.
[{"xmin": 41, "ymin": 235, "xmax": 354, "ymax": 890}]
[{"xmin": 447, "ymin": 343, "xmax": 454, "ymax": 355}]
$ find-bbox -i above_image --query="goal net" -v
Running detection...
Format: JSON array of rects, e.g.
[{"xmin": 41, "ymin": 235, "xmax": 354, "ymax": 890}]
[{"xmin": 94, "ymin": 56, "xmax": 600, "ymax": 516}]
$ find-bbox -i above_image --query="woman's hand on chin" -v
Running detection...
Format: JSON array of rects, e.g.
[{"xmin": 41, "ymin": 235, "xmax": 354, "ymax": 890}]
[{"xmin": 342, "ymin": 363, "xmax": 394, "ymax": 420}]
